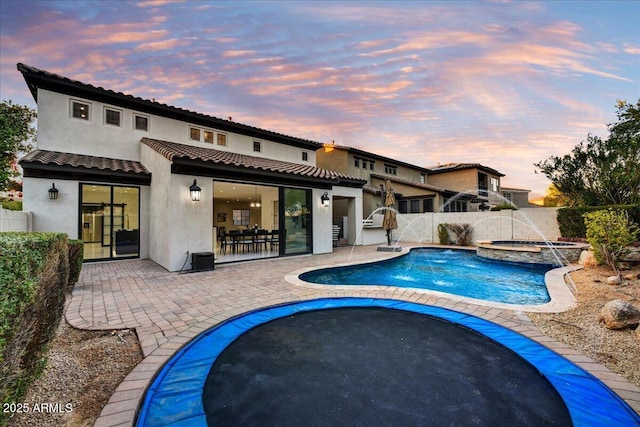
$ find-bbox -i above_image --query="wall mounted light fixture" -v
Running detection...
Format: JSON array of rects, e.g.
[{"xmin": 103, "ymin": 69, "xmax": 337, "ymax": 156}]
[
  {"xmin": 321, "ymin": 191, "xmax": 330, "ymax": 207},
  {"xmin": 190, "ymin": 179, "xmax": 201, "ymax": 202},
  {"xmin": 48, "ymin": 183, "xmax": 59, "ymax": 200}
]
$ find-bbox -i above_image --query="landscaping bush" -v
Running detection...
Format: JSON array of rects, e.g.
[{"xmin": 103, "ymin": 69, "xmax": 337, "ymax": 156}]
[
  {"xmin": 0, "ymin": 200, "xmax": 22, "ymax": 211},
  {"xmin": 583, "ymin": 209, "xmax": 640, "ymax": 274},
  {"xmin": 446, "ymin": 223, "xmax": 473, "ymax": 246},
  {"xmin": 437, "ymin": 223, "xmax": 450, "ymax": 245},
  {"xmin": 67, "ymin": 239, "xmax": 84, "ymax": 290},
  {"xmin": 558, "ymin": 205, "xmax": 640, "ymax": 239},
  {"xmin": 0, "ymin": 232, "xmax": 70, "ymax": 416},
  {"xmin": 490, "ymin": 202, "xmax": 517, "ymax": 211}
]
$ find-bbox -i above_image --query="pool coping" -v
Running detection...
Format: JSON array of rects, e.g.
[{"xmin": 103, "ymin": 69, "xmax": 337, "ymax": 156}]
[{"xmin": 285, "ymin": 246, "xmax": 579, "ymax": 313}]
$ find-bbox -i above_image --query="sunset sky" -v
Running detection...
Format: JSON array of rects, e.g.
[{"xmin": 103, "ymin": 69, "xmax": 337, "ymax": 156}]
[{"xmin": 1, "ymin": 0, "xmax": 638, "ymax": 198}]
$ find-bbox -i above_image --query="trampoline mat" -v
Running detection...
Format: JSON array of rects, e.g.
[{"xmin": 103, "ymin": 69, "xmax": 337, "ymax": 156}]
[{"xmin": 203, "ymin": 307, "xmax": 572, "ymax": 426}]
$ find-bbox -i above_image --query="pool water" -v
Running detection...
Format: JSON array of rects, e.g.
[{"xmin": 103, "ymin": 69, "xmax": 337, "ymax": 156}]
[{"xmin": 300, "ymin": 248, "xmax": 553, "ymax": 305}]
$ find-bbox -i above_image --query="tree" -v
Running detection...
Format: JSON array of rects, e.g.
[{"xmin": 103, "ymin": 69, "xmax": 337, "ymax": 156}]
[
  {"xmin": 542, "ymin": 184, "xmax": 567, "ymax": 207},
  {"xmin": 534, "ymin": 100, "xmax": 640, "ymax": 206},
  {"xmin": 0, "ymin": 100, "xmax": 36, "ymax": 192},
  {"xmin": 583, "ymin": 209, "xmax": 640, "ymax": 275}
]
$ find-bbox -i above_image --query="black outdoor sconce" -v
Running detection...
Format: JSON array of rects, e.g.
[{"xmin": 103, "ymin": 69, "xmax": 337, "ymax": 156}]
[
  {"xmin": 190, "ymin": 179, "xmax": 201, "ymax": 202},
  {"xmin": 321, "ymin": 191, "xmax": 330, "ymax": 207},
  {"xmin": 48, "ymin": 183, "xmax": 59, "ymax": 200}
]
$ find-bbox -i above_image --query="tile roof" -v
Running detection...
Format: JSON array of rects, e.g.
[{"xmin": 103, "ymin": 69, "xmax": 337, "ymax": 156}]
[
  {"xmin": 141, "ymin": 138, "xmax": 366, "ymax": 186},
  {"xmin": 17, "ymin": 63, "xmax": 322, "ymax": 151},
  {"xmin": 20, "ymin": 149, "xmax": 150, "ymax": 176},
  {"xmin": 427, "ymin": 163, "xmax": 505, "ymax": 177},
  {"xmin": 369, "ymin": 173, "xmax": 460, "ymax": 195},
  {"xmin": 321, "ymin": 142, "xmax": 432, "ymax": 173}
]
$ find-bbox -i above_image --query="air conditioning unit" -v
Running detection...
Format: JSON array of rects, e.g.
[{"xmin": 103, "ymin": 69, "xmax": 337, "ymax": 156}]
[{"xmin": 191, "ymin": 252, "xmax": 214, "ymax": 271}]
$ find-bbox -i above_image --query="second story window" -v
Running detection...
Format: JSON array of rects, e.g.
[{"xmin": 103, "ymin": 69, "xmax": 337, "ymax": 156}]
[
  {"xmin": 420, "ymin": 173, "xmax": 426, "ymax": 184},
  {"xmin": 134, "ymin": 114, "xmax": 149, "ymax": 131},
  {"xmin": 490, "ymin": 176, "xmax": 499, "ymax": 192},
  {"xmin": 204, "ymin": 130, "xmax": 214, "ymax": 144},
  {"xmin": 354, "ymin": 158, "xmax": 360, "ymax": 168},
  {"xmin": 217, "ymin": 133, "xmax": 227, "ymax": 146},
  {"xmin": 190, "ymin": 127, "xmax": 201, "ymax": 141},
  {"xmin": 71, "ymin": 100, "xmax": 90, "ymax": 120},
  {"xmin": 302, "ymin": 152, "xmax": 308, "ymax": 161},
  {"xmin": 370, "ymin": 162, "xmax": 375, "ymax": 171},
  {"xmin": 253, "ymin": 141, "xmax": 261, "ymax": 152},
  {"xmin": 384, "ymin": 164, "xmax": 397, "ymax": 175},
  {"xmin": 105, "ymin": 108, "xmax": 121, "ymax": 126}
]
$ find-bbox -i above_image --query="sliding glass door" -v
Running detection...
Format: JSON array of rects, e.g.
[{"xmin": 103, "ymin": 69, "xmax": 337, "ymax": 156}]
[
  {"xmin": 80, "ymin": 184, "xmax": 140, "ymax": 261},
  {"xmin": 282, "ymin": 188, "xmax": 312, "ymax": 255}
]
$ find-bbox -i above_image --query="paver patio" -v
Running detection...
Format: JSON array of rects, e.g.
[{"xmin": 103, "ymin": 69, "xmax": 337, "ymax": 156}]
[{"xmin": 65, "ymin": 245, "xmax": 640, "ymax": 426}]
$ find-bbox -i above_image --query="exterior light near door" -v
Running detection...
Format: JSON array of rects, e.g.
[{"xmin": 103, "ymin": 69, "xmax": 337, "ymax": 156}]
[
  {"xmin": 321, "ymin": 191, "xmax": 330, "ymax": 207},
  {"xmin": 190, "ymin": 179, "xmax": 201, "ymax": 202},
  {"xmin": 48, "ymin": 183, "xmax": 59, "ymax": 200}
]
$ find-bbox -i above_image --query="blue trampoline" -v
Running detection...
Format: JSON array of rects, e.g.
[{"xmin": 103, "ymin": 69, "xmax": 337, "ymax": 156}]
[{"xmin": 136, "ymin": 298, "xmax": 640, "ymax": 426}]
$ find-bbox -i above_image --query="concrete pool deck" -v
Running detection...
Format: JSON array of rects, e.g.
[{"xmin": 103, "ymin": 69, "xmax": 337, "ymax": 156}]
[{"xmin": 65, "ymin": 244, "xmax": 640, "ymax": 426}]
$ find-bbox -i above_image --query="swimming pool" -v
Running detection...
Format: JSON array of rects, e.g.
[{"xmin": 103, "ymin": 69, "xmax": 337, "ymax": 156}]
[{"xmin": 299, "ymin": 248, "xmax": 553, "ymax": 305}]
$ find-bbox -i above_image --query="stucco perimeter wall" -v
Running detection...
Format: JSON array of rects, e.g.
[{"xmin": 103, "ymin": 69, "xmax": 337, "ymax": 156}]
[
  {"xmin": 0, "ymin": 207, "xmax": 32, "ymax": 232},
  {"xmin": 394, "ymin": 208, "xmax": 562, "ymax": 244}
]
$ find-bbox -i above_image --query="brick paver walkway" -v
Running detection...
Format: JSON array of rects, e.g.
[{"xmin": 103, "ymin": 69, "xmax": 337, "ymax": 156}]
[{"xmin": 65, "ymin": 246, "xmax": 640, "ymax": 426}]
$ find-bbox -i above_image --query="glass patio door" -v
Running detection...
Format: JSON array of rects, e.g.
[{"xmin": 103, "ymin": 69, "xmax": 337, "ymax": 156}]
[
  {"xmin": 81, "ymin": 184, "xmax": 139, "ymax": 261},
  {"xmin": 282, "ymin": 188, "xmax": 312, "ymax": 255}
]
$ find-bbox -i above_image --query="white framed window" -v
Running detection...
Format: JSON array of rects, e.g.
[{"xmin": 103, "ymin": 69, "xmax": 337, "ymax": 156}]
[
  {"xmin": 71, "ymin": 100, "xmax": 90, "ymax": 121},
  {"xmin": 204, "ymin": 130, "xmax": 214, "ymax": 144},
  {"xmin": 134, "ymin": 114, "xmax": 149, "ymax": 131},
  {"xmin": 104, "ymin": 107, "xmax": 122, "ymax": 127},
  {"xmin": 302, "ymin": 152, "xmax": 308, "ymax": 161},
  {"xmin": 189, "ymin": 127, "xmax": 201, "ymax": 141},
  {"xmin": 420, "ymin": 173, "xmax": 426, "ymax": 184},
  {"xmin": 217, "ymin": 133, "xmax": 227, "ymax": 146},
  {"xmin": 384, "ymin": 164, "xmax": 397, "ymax": 175},
  {"xmin": 490, "ymin": 177, "xmax": 499, "ymax": 192},
  {"xmin": 253, "ymin": 140, "xmax": 261, "ymax": 152}
]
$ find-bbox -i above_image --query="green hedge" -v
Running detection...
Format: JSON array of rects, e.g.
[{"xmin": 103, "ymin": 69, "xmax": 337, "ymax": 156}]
[
  {"xmin": 557, "ymin": 205, "xmax": 640, "ymax": 239},
  {"xmin": 0, "ymin": 232, "xmax": 78, "ymax": 416},
  {"xmin": 0, "ymin": 200, "xmax": 22, "ymax": 211}
]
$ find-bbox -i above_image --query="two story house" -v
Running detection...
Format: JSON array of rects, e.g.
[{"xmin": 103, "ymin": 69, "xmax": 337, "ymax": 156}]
[
  {"xmin": 427, "ymin": 163, "xmax": 505, "ymax": 212},
  {"xmin": 17, "ymin": 63, "xmax": 366, "ymax": 271},
  {"xmin": 316, "ymin": 144, "xmax": 472, "ymax": 222}
]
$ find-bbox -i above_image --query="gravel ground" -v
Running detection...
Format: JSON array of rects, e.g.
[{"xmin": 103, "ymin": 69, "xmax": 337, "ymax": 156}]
[
  {"xmin": 7, "ymin": 322, "xmax": 141, "ymax": 427},
  {"xmin": 529, "ymin": 265, "xmax": 640, "ymax": 387},
  {"xmin": 6, "ymin": 265, "xmax": 639, "ymax": 426}
]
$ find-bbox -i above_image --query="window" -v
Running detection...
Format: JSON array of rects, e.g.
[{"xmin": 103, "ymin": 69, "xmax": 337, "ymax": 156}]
[
  {"xmin": 370, "ymin": 162, "xmax": 374, "ymax": 171},
  {"xmin": 410, "ymin": 199, "xmax": 420, "ymax": 213},
  {"xmin": 490, "ymin": 176, "xmax": 499, "ymax": 193},
  {"xmin": 362, "ymin": 160, "xmax": 368, "ymax": 169},
  {"xmin": 478, "ymin": 172, "xmax": 488, "ymax": 196},
  {"xmin": 423, "ymin": 198, "xmax": 434, "ymax": 212},
  {"xmin": 253, "ymin": 141, "xmax": 261, "ymax": 152},
  {"xmin": 354, "ymin": 158, "xmax": 360, "ymax": 168},
  {"xmin": 443, "ymin": 198, "xmax": 468, "ymax": 213},
  {"xmin": 190, "ymin": 127, "xmax": 200, "ymax": 141},
  {"xmin": 71, "ymin": 100, "xmax": 90, "ymax": 120},
  {"xmin": 302, "ymin": 152, "xmax": 308, "ymax": 161},
  {"xmin": 398, "ymin": 200, "xmax": 408, "ymax": 213},
  {"xmin": 420, "ymin": 173, "xmax": 426, "ymax": 184},
  {"xmin": 233, "ymin": 209, "xmax": 250, "ymax": 226},
  {"xmin": 204, "ymin": 130, "xmax": 214, "ymax": 144},
  {"xmin": 384, "ymin": 164, "xmax": 397, "ymax": 175},
  {"xmin": 134, "ymin": 114, "xmax": 149, "ymax": 131},
  {"xmin": 105, "ymin": 108, "xmax": 121, "ymax": 126},
  {"xmin": 217, "ymin": 133, "xmax": 227, "ymax": 146}
]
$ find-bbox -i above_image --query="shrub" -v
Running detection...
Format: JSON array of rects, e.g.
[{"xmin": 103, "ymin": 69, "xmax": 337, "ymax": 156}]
[
  {"xmin": 0, "ymin": 200, "xmax": 22, "ymax": 211},
  {"xmin": 583, "ymin": 209, "xmax": 640, "ymax": 274},
  {"xmin": 67, "ymin": 239, "xmax": 84, "ymax": 289},
  {"xmin": 446, "ymin": 223, "xmax": 473, "ymax": 246},
  {"xmin": 0, "ymin": 232, "xmax": 69, "ymax": 413},
  {"xmin": 490, "ymin": 202, "xmax": 517, "ymax": 211},
  {"xmin": 437, "ymin": 223, "xmax": 450, "ymax": 245},
  {"xmin": 558, "ymin": 205, "xmax": 640, "ymax": 238}
]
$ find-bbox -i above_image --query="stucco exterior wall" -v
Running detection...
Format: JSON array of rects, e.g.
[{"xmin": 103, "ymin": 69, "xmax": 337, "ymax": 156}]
[
  {"xmin": 22, "ymin": 177, "xmax": 80, "ymax": 237},
  {"xmin": 36, "ymin": 89, "xmax": 316, "ymax": 165}
]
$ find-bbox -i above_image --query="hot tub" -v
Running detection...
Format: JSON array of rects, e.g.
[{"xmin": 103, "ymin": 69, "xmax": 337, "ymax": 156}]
[{"xmin": 476, "ymin": 240, "xmax": 590, "ymax": 266}]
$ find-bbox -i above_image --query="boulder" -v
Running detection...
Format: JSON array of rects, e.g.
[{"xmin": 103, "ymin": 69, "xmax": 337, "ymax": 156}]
[
  {"xmin": 606, "ymin": 275, "xmax": 622, "ymax": 286},
  {"xmin": 578, "ymin": 250, "xmax": 598, "ymax": 268},
  {"xmin": 598, "ymin": 300, "xmax": 640, "ymax": 330}
]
